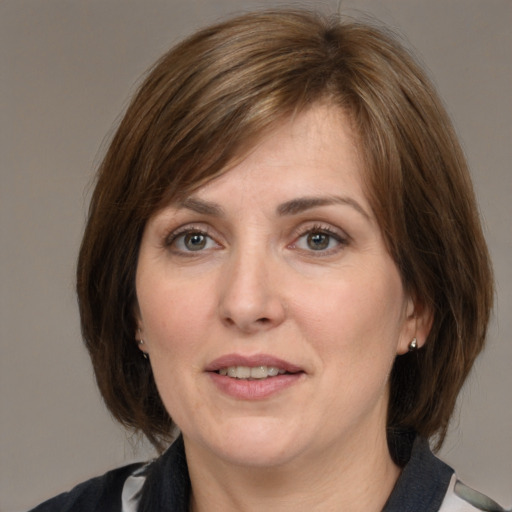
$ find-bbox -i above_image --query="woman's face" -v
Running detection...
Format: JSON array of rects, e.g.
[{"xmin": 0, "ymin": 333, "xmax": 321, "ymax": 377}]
[{"xmin": 135, "ymin": 104, "xmax": 420, "ymax": 468}]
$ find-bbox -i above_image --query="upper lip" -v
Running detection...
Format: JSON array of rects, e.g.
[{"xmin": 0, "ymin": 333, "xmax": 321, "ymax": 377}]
[{"xmin": 205, "ymin": 354, "xmax": 304, "ymax": 374}]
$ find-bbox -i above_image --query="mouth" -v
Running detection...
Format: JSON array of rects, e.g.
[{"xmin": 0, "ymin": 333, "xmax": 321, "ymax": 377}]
[
  {"xmin": 216, "ymin": 365, "xmax": 294, "ymax": 380},
  {"xmin": 205, "ymin": 354, "xmax": 305, "ymax": 382}
]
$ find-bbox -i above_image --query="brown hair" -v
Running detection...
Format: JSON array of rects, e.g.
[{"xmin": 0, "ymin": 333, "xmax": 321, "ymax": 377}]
[{"xmin": 77, "ymin": 9, "xmax": 493, "ymax": 451}]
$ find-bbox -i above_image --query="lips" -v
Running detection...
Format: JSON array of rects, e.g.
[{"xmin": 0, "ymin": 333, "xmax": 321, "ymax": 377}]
[
  {"xmin": 205, "ymin": 354, "xmax": 305, "ymax": 400},
  {"xmin": 205, "ymin": 354, "xmax": 303, "ymax": 375}
]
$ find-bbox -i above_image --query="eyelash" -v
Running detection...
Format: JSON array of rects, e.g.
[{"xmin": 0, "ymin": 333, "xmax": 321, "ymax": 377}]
[
  {"xmin": 164, "ymin": 223, "xmax": 349, "ymax": 256},
  {"xmin": 164, "ymin": 225, "xmax": 220, "ymax": 254},
  {"xmin": 291, "ymin": 224, "xmax": 349, "ymax": 255}
]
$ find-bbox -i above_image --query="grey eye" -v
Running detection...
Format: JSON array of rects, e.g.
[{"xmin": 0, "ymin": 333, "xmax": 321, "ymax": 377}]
[
  {"xmin": 183, "ymin": 233, "xmax": 208, "ymax": 251},
  {"xmin": 168, "ymin": 228, "xmax": 220, "ymax": 254},
  {"xmin": 306, "ymin": 232, "xmax": 331, "ymax": 251}
]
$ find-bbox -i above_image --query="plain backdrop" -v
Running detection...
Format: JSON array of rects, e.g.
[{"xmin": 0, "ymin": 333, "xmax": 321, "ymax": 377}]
[{"xmin": 1, "ymin": 1, "xmax": 511, "ymax": 511}]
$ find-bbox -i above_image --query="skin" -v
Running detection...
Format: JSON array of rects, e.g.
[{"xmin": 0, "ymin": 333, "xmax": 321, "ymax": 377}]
[{"xmin": 135, "ymin": 103, "xmax": 431, "ymax": 511}]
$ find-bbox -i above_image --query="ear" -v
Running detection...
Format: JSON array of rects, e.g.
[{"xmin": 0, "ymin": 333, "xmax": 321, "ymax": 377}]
[
  {"xmin": 133, "ymin": 303, "xmax": 146, "ymax": 352},
  {"xmin": 396, "ymin": 295, "xmax": 433, "ymax": 355},
  {"xmin": 134, "ymin": 325, "xmax": 142, "ymax": 345},
  {"xmin": 133, "ymin": 300, "xmax": 144, "ymax": 345}
]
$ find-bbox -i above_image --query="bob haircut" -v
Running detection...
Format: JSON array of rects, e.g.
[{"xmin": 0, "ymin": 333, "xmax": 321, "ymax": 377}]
[{"xmin": 77, "ymin": 9, "xmax": 493, "ymax": 452}]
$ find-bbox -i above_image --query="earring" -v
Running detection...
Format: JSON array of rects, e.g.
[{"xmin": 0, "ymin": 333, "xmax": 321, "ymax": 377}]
[
  {"xmin": 408, "ymin": 337, "xmax": 418, "ymax": 351},
  {"xmin": 138, "ymin": 339, "xmax": 149, "ymax": 359}
]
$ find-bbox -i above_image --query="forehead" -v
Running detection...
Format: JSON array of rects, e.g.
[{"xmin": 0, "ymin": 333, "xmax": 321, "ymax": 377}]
[{"xmin": 184, "ymin": 103, "xmax": 366, "ymax": 203}]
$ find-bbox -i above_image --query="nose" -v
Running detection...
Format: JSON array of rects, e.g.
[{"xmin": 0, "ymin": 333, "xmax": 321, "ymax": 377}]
[{"xmin": 218, "ymin": 247, "xmax": 286, "ymax": 333}]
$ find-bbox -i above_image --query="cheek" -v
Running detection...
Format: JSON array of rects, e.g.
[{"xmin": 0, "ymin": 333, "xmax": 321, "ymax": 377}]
[
  {"xmin": 138, "ymin": 281, "xmax": 211, "ymax": 419},
  {"xmin": 292, "ymin": 263, "xmax": 406, "ymax": 361},
  {"xmin": 137, "ymin": 270, "xmax": 215, "ymax": 347}
]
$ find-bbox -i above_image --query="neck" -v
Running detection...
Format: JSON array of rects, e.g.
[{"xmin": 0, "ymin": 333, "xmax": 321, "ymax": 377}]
[{"xmin": 185, "ymin": 427, "xmax": 400, "ymax": 512}]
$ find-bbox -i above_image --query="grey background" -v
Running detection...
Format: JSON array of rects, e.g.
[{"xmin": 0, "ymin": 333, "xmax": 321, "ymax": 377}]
[{"xmin": 1, "ymin": 1, "xmax": 510, "ymax": 511}]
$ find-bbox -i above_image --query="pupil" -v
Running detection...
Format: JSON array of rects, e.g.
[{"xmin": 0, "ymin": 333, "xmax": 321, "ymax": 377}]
[
  {"xmin": 185, "ymin": 233, "xmax": 206, "ymax": 250},
  {"xmin": 308, "ymin": 232, "xmax": 329, "ymax": 250}
]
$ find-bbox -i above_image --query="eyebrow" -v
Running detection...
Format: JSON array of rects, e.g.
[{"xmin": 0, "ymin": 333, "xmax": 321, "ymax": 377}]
[
  {"xmin": 178, "ymin": 195, "xmax": 370, "ymax": 220},
  {"xmin": 276, "ymin": 195, "xmax": 371, "ymax": 220},
  {"xmin": 179, "ymin": 197, "xmax": 225, "ymax": 216}
]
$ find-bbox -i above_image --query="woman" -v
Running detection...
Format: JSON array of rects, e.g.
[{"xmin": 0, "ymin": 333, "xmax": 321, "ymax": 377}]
[{"xmin": 30, "ymin": 8, "xmax": 505, "ymax": 512}]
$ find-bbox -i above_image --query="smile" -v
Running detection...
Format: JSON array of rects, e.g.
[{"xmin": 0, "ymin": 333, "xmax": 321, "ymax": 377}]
[
  {"xmin": 217, "ymin": 365, "xmax": 287, "ymax": 379},
  {"xmin": 206, "ymin": 354, "xmax": 305, "ymax": 399}
]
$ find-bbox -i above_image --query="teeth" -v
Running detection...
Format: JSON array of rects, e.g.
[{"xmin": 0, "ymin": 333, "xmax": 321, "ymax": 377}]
[
  {"xmin": 217, "ymin": 365, "xmax": 286, "ymax": 379},
  {"xmin": 267, "ymin": 367, "xmax": 280, "ymax": 377}
]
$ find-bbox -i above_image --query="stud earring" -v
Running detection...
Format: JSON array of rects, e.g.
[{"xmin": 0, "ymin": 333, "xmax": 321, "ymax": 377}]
[
  {"xmin": 408, "ymin": 337, "xmax": 418, "ymax": 351},
  {"xmin": 138, "ymin": 339, "xmax": 149, "ymax": 359}
]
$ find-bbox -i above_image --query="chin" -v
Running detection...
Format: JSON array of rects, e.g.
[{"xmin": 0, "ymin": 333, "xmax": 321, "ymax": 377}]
[{"xmin": 197, "ymin": 417, "xmax": 308, "ymax": 468}]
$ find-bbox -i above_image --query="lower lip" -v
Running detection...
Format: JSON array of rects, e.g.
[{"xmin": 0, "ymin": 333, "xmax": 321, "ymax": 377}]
[{"xmin": 208, "ymin": 372, "xmax": 304, "ymax": 400}]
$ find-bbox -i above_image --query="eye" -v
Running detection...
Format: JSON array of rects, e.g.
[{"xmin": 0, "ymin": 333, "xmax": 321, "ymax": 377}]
[
  {"xmin": 292, "ymin": 225, "xmax": 347, "ymax": 253},
  {"xmin": 304, "ymin": 232, "xmax": 332, "ymax": 251},
  {"xmin": 167, "ymin": 228, "xmax": 220, "ymax": 253}
]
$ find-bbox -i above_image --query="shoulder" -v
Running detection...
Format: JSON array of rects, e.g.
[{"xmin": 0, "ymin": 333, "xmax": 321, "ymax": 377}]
[
  {"xmin": 385, "ymin": 432, "xmax": 508, "ymax": 512},
  {"xmin": 28, "ymin": 437, "xmax": 188, "ymax": 512},
  {"xmin": 28, "ymin": 462, "xmax": 148, "ymax": 512},
  {"xmin": 439, "ymin": 475, "xmax": 509, "ymax": 512}
]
